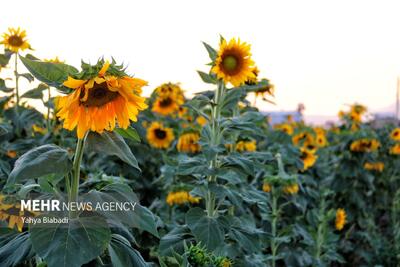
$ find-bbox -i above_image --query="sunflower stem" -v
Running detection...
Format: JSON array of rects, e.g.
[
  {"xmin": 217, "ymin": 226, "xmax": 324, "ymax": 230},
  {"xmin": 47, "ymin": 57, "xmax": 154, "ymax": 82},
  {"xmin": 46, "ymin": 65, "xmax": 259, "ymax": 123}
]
[
  {"xmin": 69, "ymin": 134, "xmax": 87, "ymax": 218},
  {"xmin": 14, "ymin": 53, "xmax": 20, "ymax": 113},
  {"xmin": 206, "ymin": 81, "xmax": 225, "ymax": 217},
  {"xmin": 270, "ymin": 187, "xmax": 279, "ymax": 267},
  {"xmin": 46, "ymin": 86, "xmax": 51, "ymax": 132}
]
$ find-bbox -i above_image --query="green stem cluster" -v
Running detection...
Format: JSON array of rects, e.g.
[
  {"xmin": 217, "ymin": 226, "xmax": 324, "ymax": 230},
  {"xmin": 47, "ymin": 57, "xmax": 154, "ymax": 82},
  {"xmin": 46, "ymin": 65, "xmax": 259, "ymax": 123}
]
[{"xmin": 206, "ymin": 81, "xmax": 225, "ymax": 217}]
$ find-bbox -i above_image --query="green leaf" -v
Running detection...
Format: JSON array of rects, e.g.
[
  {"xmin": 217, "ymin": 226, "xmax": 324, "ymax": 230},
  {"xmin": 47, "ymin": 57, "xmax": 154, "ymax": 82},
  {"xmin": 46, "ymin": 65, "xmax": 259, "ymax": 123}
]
[
  {"xmin": 0, "ymin": 79, "xmax": 13, "ymax": 93},
  {"xmin": 20, "ymin": 55, "xmax": 78, "ymax": 88},
  {"xmin": 18, "ymin": 73, "xmax": 34, "ymax": 82},
  {"xmin": 108, "ymin": 234, "xmax": 148, "ymax": 267},
  {"xmin": 159, "ymin": 225, "xmax": 192, "ymax": 256},
  {"xmin": 186, "ymin": 207, "xmax": 224, "ymax": 250},
  {"xmin": 85, "ymin": 183, "xmax": 159, "ymax": 237},
  {"xmin": 0, "ymin": 50, "xmax": 12, "ymax": 66},
  {"xmin": 197, "ymin": 71, "xmax": 217, "ymax": 84},
  {"xmin": 30, "ymin": 214, "xmax": 111, "ymax": 267},
  {"xmin": 0, "ymin": 232, "xmax": 34, "ymax": 266},
  {"xmin": 21, "ymin": 84, "xmax": 48, "ymax": 99},
  {"xmin": 86, "ymin": 131, "xmax": 140, "ymax": 170},
  {"xmin": 7, "ymin": 144, "xmax": 72, "ymax": 185},
  {"xmin": 202, "ymin": 42, "xmax": 218, "ymax": 61},
  {"xmin": 114, "ymin": 126, "xmax": 141, "ymax": 142}
]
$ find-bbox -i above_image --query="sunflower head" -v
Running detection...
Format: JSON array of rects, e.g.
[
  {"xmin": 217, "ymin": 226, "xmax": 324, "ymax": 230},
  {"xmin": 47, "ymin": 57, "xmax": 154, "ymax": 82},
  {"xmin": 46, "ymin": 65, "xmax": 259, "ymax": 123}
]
[
  {"xmin": 56, "ymin": 59, "xmax": 148, "ymax": 138},
  {"xmin": 211, "ymin": 38, "xmax": 255, "ymax": 86},
  {"xmin": 390, "ymin": 128, "xmax": 400, "ymax": 141},
  {"xmin": 300, "ymin": 147, "xmax": 317, "ymax": 171},
  {"xmin": 1, "ymin": 27, "xmax": 32, "ymax": 53},
  {"xmin": 151, "ymin": 83, "xmax": 184, "ymax": 116},
  {"xmin": 146, "ymin": 121, "xmax": 175, "ymax": 149},
  {"xmin": 177, "ymin": 132, "xmax": 201, "ymax": 153},
  {"xmin": 390, "ymin": 144, "xmax": 400, "ymax": 155},
  {"xmin": 350, "ymin": 138, "xmax": 380, "ymax": 153},
  {"xmin": 335, "ymin": 208, "xmax": 347, "ymax": 231},
  {"xmin": 283, "ymin": 183, "xmax": 299, "ymax": 195}
]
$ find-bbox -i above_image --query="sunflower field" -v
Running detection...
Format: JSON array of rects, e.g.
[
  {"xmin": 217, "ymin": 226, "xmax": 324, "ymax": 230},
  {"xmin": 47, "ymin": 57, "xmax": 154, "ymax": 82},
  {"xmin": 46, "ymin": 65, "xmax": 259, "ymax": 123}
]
[{"xmin": 0, "ymin": 28, "xmax": 400, "ymax": 267}]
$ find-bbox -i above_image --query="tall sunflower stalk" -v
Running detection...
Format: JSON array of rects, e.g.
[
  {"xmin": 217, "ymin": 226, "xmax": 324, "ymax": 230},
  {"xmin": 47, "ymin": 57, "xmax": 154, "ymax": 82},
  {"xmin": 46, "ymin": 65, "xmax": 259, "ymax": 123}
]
[
  {"xmin": 204, "ymin": 37, "xmax": 255, "ymax": 217},
  {"xmin": 205, "ymin": 80, "xmax": 226, "ymax": 217}
]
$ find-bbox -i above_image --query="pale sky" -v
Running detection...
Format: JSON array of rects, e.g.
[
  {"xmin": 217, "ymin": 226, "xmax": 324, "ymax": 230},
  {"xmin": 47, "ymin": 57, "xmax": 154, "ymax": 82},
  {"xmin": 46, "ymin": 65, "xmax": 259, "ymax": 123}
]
[{"xmin": 2, "ymin": 0, "xmax": 400, "ymax": 118}]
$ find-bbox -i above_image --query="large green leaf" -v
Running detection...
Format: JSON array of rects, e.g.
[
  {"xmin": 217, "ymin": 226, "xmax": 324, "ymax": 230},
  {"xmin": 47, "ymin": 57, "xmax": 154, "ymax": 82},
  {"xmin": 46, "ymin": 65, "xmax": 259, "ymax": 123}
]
[
  {"xmin": 86, "ymin": 131, "xmax": 140, "ymax": 170},
  {"xmin": 159, "ymin": 225, "xmax": 192, "ymax": 256},
  {"xmin": 0, "ymin": 232, "xmax": 34, "ymax": 266},
  {"xmin": 186, "ymin": 207, "xmax": 224, "ymax": 250},
  {"xmin": 30, "ymin": 214, "xmax": 111, "ymax": 267},
  {"xmin": 84, "ymin": 183, "xmax": 159, "ymax": 237},
  {"xmin": 114, "ymin": 126, "xmax": 141, "ymax": 142},
  {"xmin": 20, "ymin": 55, "xmax": 78, "ymax": 88},
  {"xmin": 7, "ymin": 144, "xmax": 72, "ymax": 185},
  {"xmin": 108, "ymin": 234, "xmax": 148, "ymax": 267}
]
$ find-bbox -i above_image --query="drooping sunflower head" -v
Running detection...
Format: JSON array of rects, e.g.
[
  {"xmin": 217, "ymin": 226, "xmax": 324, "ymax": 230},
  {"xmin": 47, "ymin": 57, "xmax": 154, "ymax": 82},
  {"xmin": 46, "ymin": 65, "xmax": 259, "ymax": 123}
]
[
  {"xmin": 146, "ymin": 121, "xmax": 175, "ymax": 149},
  {"xmin": 56, "ymin": 59, "xmax": 148, "ymax": 138},
  {"xmin": 1, "ymin": 27, "xmax": 32, "ymax": 53},
  {"xmin": 211, "ymin": 38, "xmax": 255, "ymax": 86}
]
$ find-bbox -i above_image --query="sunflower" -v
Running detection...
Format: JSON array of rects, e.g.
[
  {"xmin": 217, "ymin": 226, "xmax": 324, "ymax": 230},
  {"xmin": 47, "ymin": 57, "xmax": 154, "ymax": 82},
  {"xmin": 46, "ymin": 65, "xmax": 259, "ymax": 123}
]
[
  {"xmin": 390, "ymin": 144, "xmax": 400, "ymax": 155},
  {"xmin": 335, "ymin": 208, "xmax": 347, "ymax": 231},
  {"xmin": 390, "ymin": 128, "xmax": 400, "ymax": 141},
  {"xmin": 262, "ymin": 183, "xmax": 271, "ymax": 193},
  {"xmin": 154, "ymin": 82, "xmax": 184, "ymax": 101},
  {"xmin": 211, "ymin": 38, "xmax": 255, "ymax": 86},
  {"xmin": 0, "ymin": 195, "xmax": 37, "ymax": 232},
  {"xmin": 236, "ymin": 140, "xmax": 257, "ymax": 152},
  {"xmin": 300, "ymin": 148, "xmax": 317, "ymax": 171},
  {"xmin": 350, "ymin": 138, "xmax": 380, "ymax": 153},
  {"xmin": 196, "ymin": 116, "xmax": 208, "ymax": 126},
  {"xmin": 146, "ymin": 121, "xmax": 175, "ymax": 149},
  {"xmin": 364, "ymin": 162, "xmax": 384, "ymax": 172},
  {"xmin": 166, "ymin": 191, "xmax": 201, "ymax": 206},
  {"xmin": 1, "ymin": 27, "xmax": 32, "ymax": 53},
  {"xmin": 6, "ymin": 150, "xmax": 17, "ymax": 158},
  {"xmin": 274, "ymin": 123, "xmax": 294, "ymax": 135},
  {"xmin": 44, "ymin": 57, "xmax": 64, "ymax": 63},
  {"xmin": 56, "ymin": 60, "xmax": 148, "ymax": 139},
  {"xmin": 283, "ymin": 183, "xmax": 299, "ymax": 195},
  {"xmin": 316, "ymin": 135, "xmax": 327, "ymax": 147},
  {"xmin": 292, "ymin": 132, "xmax": 311, "ymax": 146},
  {"xmin": 177, "ymin": 132, "xmax": 201, "ymax": 153},
  {"xmin": 152, "ymin": 96, "xmax": 181, "ymax": 116}
]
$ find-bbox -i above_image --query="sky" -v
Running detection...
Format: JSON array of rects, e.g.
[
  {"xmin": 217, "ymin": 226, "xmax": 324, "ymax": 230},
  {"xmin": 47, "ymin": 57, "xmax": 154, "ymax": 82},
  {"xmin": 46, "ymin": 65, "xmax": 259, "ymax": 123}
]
[{"xmin": 1, "ymin": 0, "xmax": 400, "ymax": 120}]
